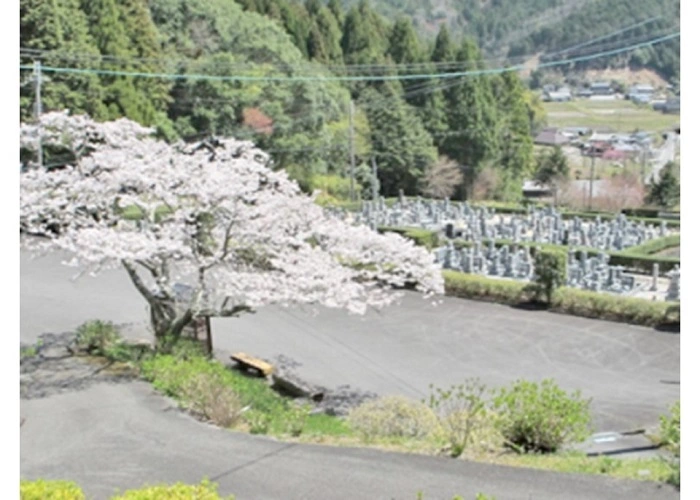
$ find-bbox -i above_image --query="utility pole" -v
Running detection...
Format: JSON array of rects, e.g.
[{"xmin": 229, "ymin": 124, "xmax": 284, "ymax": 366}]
[
  {"xmin": 348, "ymin": 100, "xmax": 356, "ymax": 201},
  {"xmin": 34, "ymin": 60, "xmax": 43, "ymax": 167},
  {"xmin": 371, "ymin": 155, "xmax": 379, "ymax": 205},
  {"xmin": 588, "ymin": 154, "xmax": 595, "ymax": 211}
]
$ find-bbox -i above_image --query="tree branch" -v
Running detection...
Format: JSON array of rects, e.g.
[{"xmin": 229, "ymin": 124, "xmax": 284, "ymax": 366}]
[{"xmin": 122, "ymin": 260, "xmax": 157, "ymax": 305}]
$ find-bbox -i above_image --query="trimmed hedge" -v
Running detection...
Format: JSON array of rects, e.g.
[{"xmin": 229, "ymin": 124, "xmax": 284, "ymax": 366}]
[
  {"xmin": 442, "ymin": 271, "xmax": 679, "ymax": 328},
  {"xmin": 620, "ymin": 235, "xmax": 680, "ymax": 256}
]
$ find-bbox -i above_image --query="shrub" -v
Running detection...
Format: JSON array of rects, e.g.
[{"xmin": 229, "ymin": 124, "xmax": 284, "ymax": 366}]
[
  {"xmin": 284, "ymin": 404, "xmax": 309, "ymax": 437},
  {"xmin": 551, "ymin": 288, "xmax": 672, "ymax": 326},
  {"xmin": 20, "ymin": 479, "xmax": 85, "ymax": 499},
  {"xmin": 75, "ymin": 320, "xmax": 122, "ymax": 356},
  {"xmin": 659, "ymin": 401, "xmax": 680, "ymax": 455},
  {"xmin": 348, "ymin": 396, "xmax": 439, "ymax": 441},
  {"xmin": 426, "ymin": 379, "xmax": 488, "ymax": 458},
  {"xmin": 531, "ymin": 249, "xmax": 567, "ymax": 305},
  {"xmin": 111, "ymin": 479, "xmax": 233, "ymax": 499},
  {"xmin": 658, "ymin": 401, "xmax": 680, "ymax": 488},
  {"xmin": 492, "ymin": 379, "xmax": 592, "ymax": 453},
  {"xmin": 181, "ymin": 372, "xmax": 243, "ymax": 427},
  {"xmin": 246, "ymin": 410, "xmax": 272, "ymax": 435},
  {"xmin": 443, "ymin": 271, "xmax": 529, "ymax": 304}
]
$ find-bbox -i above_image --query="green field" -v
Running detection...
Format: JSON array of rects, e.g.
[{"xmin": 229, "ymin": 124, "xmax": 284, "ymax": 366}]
[{"xmin": 543, "ymin": 99, "xmax": 679, "ymax": 133}]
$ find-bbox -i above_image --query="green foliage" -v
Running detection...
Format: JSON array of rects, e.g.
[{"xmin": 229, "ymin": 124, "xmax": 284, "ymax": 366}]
[
  {"xmin": 348, "ymin": 396, "xmax": 439, "ymax": 441},
  {"xmin": 111, "ymin": 480, "xmax": 233, "ymax": 499},
  {"xmin": 246, "ymin": 409, "xmax": 273, "ymax": 435},
  {"xmin": 534, "ymin": 146, "xmax": 569, "ymax": 187},
  {"xmin": 442, "ymin": 270, "xmax": 529, "ymax": 304},
  {"xmin": 75, "ymin": 320, "xmax": 122, "ymax": 356},
  {"xmin": 531, "ymin": 250, "xmax": 567, "ymax": 305},
  {"xmin": 659, "ymin": 401, "xmax": 680, "ymax": 457},
  {"xmin": 426, "ymin": 379, "xmax": 487, "ymax": 458},
  {"xmin": 646, "ymin": 162, "xmax": 680, "ymax": 209},
  {"xmin": 20, "ymin": 479, "xmax": 85, "ymax": 499},
  {"xmin": 140, "ymin": 351, "xmax": 317, "ymax": 436},
  {"xmin": 552, "ymin": 287, "xmax": 674, "ymax": 326},
  {"xmin": 619, "ymin": 235, "xmax": 680, "ymax": 256},
  {"xmin": 492, "ymin": 379, "xmax": 592, "ymax": 453}
]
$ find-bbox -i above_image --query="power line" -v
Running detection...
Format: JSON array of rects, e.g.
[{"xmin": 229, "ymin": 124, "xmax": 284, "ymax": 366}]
[
  {"xmin": 19, "ymin": 32, "xmax": 679, "ymax": 83},
  {"xmin": 545, "ymin": 15, "xmax": 666, "ymax": 57}
]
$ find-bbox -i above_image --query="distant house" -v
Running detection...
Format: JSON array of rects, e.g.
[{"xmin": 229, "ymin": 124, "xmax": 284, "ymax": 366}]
[
  {"xmin": 627, "ymin": 84, "xmax": 655, "ymax": 102},
  {"xmin": 589, "ymin": 81, "xmax": 614, "ymax": 96},
  {"xmin": 662, "ymin": 97, "xmax": 680, "ymax": 114},
  {"xmin": 534, "ymin": 128, "xmax": 570, "ymax": 146},
  {"xmin": 542, "ymin": 88, "xmax": 572, "ymax": 102}
]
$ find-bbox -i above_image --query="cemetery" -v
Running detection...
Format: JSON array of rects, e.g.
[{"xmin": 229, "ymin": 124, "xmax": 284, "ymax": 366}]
[{"xmin": 335, "ymin": 195, "xmax": 681, "ymax": 303}]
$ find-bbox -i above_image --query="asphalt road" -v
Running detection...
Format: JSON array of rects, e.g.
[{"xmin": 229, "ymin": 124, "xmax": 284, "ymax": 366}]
[
  {"xmin": 20, "ymin": 249, "xmax": 681, "ymax": 499},
  {"xmin": 20, "ymin": 381, "xmax": 678, "ymax": 500},
  {"xmin": 21, "ymin": 250, "xmax": 680, "ymax": 433}
]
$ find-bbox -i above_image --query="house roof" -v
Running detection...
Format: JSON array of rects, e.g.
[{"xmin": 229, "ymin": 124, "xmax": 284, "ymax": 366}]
[{"xmin": 534, "ymin": 129, "xmax": 569, "ymax": 145}]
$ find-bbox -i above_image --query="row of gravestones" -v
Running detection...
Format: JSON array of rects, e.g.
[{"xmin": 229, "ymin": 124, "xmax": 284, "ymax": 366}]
[
  {"xmin": 434, "ymin": 240, "xmax": 680, "ymax": 301},
  {"xmin": 340, "ymin": 196, "xmax": 672, "ymax": 253}
]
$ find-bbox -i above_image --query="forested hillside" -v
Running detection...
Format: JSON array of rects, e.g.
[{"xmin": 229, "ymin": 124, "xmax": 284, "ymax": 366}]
[
  {"xmin": 324, "ymin": 0, "xmax": 680, "ymax": 82},
  {"xmin": 21, "ymin": 0, "xmax": 545, "ymax": 201}
]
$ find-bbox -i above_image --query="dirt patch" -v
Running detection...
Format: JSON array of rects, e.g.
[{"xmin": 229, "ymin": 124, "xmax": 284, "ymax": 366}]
[
  {"xmin": 20, "ymin": 332, "xmax": 138, "ymax": 400},
  {"xmin": 581, "ymin": 68, "xmax": 668, "ymax": 88}
]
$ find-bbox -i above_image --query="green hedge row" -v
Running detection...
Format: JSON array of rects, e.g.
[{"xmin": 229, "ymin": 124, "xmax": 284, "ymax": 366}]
[
  {"xmin": 442, "ymin": 271, "xmax": 679, "ymax": 328},
  {"xmin": 620, "ymin": 235, "xmax": 680, "ymax": 256}
]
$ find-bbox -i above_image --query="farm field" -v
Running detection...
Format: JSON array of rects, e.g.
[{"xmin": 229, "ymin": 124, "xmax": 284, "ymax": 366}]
[{"xmin": 543, "ymin": 99, "xmax": 679, "ymax": 133}]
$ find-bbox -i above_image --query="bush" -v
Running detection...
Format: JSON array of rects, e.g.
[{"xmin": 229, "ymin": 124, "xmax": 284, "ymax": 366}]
[
  {"xmin": 531, "ymin": 249, "xmax": 567, "ymax": 305},
  {"xmin": 75, "ymin": 320, "xmax": 122, "ymax": 356},
  {"xmin": 181, "ymin": 372, "xmax": 243, "ymax": 427},
  {"xmin": 426, "ymin": 379, "xmax": 488, "ymax": 458},
  {"xmin": 348, "ymin": 396, "xmax": 439, "ymax": 441},
  {"xmin": 111, "ymin": 480, "xmax": 233, "ymax": 499},
  {"xmin": 20, "ymin": 479, "xmax": 85, "ymax": 499},
  {"xmin": 658, "ymin": 401, "xmax": 680, "ymax": 488},
  {"xmin": 659, "ymin": 401, "xmax": 680, "ymax": 456},
  {"xmin": 492, "ymin": 379, "xmax": 592, "ymax": 453},
  {"xmin": 246, "ymin": 409, "xmax": 272, "ymax": 435},
  {"xmin": 443, "ymin": 271, "xmax": 529, "ymax": 304},
  {"xmin": 551, "ymin": 288, "xmax": 672, "ymax": 326}
]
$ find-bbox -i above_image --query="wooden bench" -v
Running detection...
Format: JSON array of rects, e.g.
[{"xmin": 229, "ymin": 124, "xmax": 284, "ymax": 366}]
[{"xmin": 230, "ymin": 352, "xmax": 275, "ymax": 377}]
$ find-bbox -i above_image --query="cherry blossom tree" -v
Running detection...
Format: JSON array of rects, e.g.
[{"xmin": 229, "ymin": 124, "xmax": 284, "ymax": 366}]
[{"xmin": 20, "ymin": 112, "xmax": 444, "ymax": 344}]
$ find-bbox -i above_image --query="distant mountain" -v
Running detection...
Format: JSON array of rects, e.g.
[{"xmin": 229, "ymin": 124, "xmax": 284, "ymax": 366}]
[{"xmin": 336, "ymin": 0, "xmax": 680, "ymax": 82}]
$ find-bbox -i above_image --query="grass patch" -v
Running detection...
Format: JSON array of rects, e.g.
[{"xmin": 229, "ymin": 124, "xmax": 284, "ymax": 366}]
[
  {"xmin": 494, "ymin": 452, "xmax": 672, "ymax": 482},
  {"xmin": 542, "ymin": 100, "xmax": 678, "ymax": 132}
]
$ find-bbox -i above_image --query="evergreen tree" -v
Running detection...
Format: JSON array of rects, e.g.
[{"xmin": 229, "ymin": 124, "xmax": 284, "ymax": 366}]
[
  {"xmin": 646, "ymin": 162, "xmax": 680, "ymax": 208},
  {"xmin": 441, "ymin": 39, "xmax": 498, "ymax": 198},
  {"xmin": 20, "ymin": 0, "xmax": 107, "ymax": 120},
  {"xmin": 327, "ymin": 0, "xmax": 344, "ymax": 27},
  {"xmin": 359, "ymin": 85, "xmax": 437, "ymax": 196}
]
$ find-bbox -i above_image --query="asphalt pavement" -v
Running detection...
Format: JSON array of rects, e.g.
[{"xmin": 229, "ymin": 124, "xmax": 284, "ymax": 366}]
[{"xmin": 20, "ymin": 249, "xmax": 681, "ymax": 498}]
